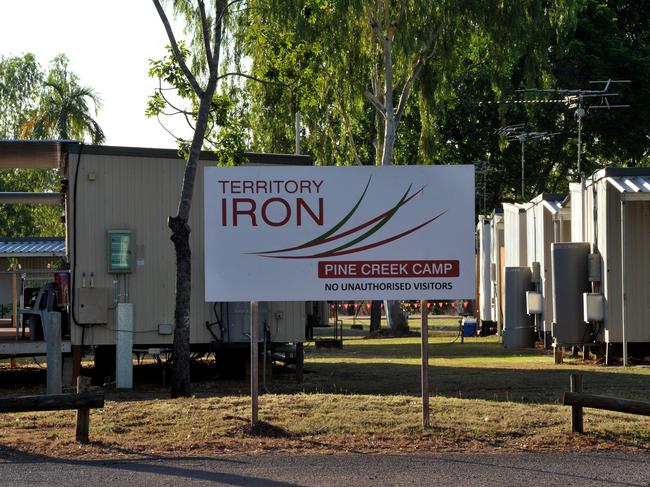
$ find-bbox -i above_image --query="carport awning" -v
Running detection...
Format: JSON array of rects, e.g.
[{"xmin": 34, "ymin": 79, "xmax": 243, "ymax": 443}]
[
  {"xmin": 0, "ymin": 140, "xmax": 69, "ymax": 169},
  {"xmin": 0, "ymin": 192, "xmax": 62, "ymax": 205},
  {"xmin": 0, "ymin": 238, "xmax": 65, "ymax": 257},
  {"xmin": 607, "ymin": 176, "xmax": 650, "ymax": 201}
]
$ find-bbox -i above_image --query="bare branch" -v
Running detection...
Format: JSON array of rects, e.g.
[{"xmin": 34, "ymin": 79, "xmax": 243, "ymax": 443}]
[
  {"xmin": 156, "ymin": 113, "xmax": 181, "ymax": 140},
  {"xmin": 152, "ymin": 0, "xmax": 205, "ymax": 98},
  {"xmin": 394, "ymin": 0, "xmax": 407, "ymax": 28},
  {"xmin": 157, "ymin": 81, "xmax": 196, "ymax": 116},
  {"xmin": 394, "ymin": 26, "xmax": 442, "ymax": 124},
  {"xmin": 364, "ymin": 89, "xmax": 386, "ymax": 116},
  {"xmin": 369, "ymin": 17, "xmax": 387, "ymax": 48},
  {"xmin": 216, "ymin": 0, "xmax": 244, "ymax": 25},
  {"xmin": 340, "ymin": 100, "xmax": 363, "ymax": 166},
  {"xmin": 209, "ymin": 0, "xmax": 227, "ymax": 77},
  {"xmin": 216, "ymin": 72, "xmax": 287, "ymax": 86},
  {"xmin": 197, "ymin": 0, "xmax": 213, "ymax": 68}
]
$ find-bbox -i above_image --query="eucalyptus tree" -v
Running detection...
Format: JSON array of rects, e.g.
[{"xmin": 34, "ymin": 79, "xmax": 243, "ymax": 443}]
[
  {"xmin": 240, "ymin": 0, "xmax": 576, "ymax": 331},
  {"xmin": 150, "ymin": 0, "xmax": 233, "ymax": 397},
  {"xmin": 21, "ymin": 55, "xmax": 104, "ymax": 143},
  {"xmin": 0, "ymin": 53, "xmax": 43, "ymax": 139}
]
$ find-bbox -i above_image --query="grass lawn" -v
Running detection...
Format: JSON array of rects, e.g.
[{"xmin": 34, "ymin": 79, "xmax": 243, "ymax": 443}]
[{"xmin": 1, "ymin": 316, "xmax": 649, "ymax": 458}]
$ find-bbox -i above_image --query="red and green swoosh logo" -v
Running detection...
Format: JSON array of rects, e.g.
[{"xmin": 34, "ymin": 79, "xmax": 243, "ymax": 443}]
[{"xmin": 251, "ymin": 177, "xmax": 446, "ymax": 259}]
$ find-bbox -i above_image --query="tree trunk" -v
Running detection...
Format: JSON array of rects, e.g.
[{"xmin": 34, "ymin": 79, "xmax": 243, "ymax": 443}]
[
  {"xmin": 369, "ymin": 300, "xmax": 382, "ymax": 332},
  {"xmin": 169, "ymin": 216, "xmax": 192, "ymax": 398},
  {"xmin": 386, "ymin": 299, "xmax": 408, "ymax": 332}
]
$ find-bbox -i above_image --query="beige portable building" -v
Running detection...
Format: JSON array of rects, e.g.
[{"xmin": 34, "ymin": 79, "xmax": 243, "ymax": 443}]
[
  {"xmin": 578, "ymin": 168, "xmax": 650, "ymax": 363},
  {"xmin": 524, "ymin": 193, "xmax": 570, "ymax": 339},
  {"xmin": 0, "ymin": 141, "xmax": 313, "ymax": 371},
  {"xmin": 66, "ymin": 144, "xmax": 311, "ymax": 349}
]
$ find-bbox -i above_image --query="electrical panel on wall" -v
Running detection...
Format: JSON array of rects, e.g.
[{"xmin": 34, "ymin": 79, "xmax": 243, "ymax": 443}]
[{"xmin": 107, "ymin": 230, "xmax": 133, "ymax": 274}]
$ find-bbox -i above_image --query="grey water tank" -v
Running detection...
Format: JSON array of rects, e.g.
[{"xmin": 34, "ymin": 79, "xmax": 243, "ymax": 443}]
[
  {"xmin": 551, "ymin": 242, "xmax": 591, "ymax": 345},
  {"xmin": 503, "ymin": 267, "xmax": 535, "ymax": 348}
]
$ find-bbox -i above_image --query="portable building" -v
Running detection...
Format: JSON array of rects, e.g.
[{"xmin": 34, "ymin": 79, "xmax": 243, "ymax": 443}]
[
  {"xmin": 489, "ymin": 210, "xmax": 504, "ymax": 333},
  {"xmin": 476, "ymin": 216, "xmax": 492, "ymax": 328},
  {"xmin": 502, "ymin": 203, "xmax": 527, "ymax": 267},
  {"xmin": 524, "ymin": 193, "xmax": 570, "ymax": 341},
  {"xmin": 0, "ymin": 141, "xmax": 312, "ymax": 382},
  {"xmin": 577, "ymin": 168, "xmax": 650, "ymax": 363}
]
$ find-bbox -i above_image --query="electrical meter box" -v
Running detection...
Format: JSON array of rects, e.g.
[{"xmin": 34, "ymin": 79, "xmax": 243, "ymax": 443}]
[
  {"xmin": 107, "ymin": 230, "xmax": 133, "ymax": 273},
  {"xmin": 76, "ymin": 287, "xmax": 110, "ymax": 324},
  {"xmin": 526, "ymin": 291, "xmax": 543, "ymax": 315}
]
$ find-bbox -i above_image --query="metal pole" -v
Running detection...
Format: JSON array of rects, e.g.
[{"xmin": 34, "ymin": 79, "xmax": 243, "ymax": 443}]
[
  {"xmin": 295, "ymin": 111, "xmax": 302, "ymax": 155},
  {"xmin": 250, "ymin": 301, "xmax": 259, "ymax": 426},
  {"xmin": 483, "ymin": 162, "xmax": 487, "ymax": 216},
  {"xmin": 577, "ymin": 111, "xmax": 583, "ymax": 176},
  {"xmin": 620, "ymin": 201, "xmax": 628, "ymax": 366},
  {"xmin": 520, "ymin": 139, "xmax": 525, "ymax": 201},
  {"xmin": 12, "ymin": 272, "xmax": 18, "ymax": 340},
  {"xmin": 421, "ymin": 300, "xmax": 430, "ymax": 429}
]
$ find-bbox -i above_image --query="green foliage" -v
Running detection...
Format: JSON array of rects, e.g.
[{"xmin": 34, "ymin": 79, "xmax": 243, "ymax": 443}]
[
  {"xmin": 0, "ymin": 168, "xmax": 63, "ymax": 236},
  {"xmin": 21, "ymin": 54, "xmax": 105, "ymax": 143},
  {"xmin": 237, "ymin": 0, "xmax": 578, "ymax": 171},
  {"xmin": 0, "ymin": 53, "xmax": 98, "ymax": 236},
  {"xmin": 147, "ymin": 42, "xmax": 249, "ymax": 165},
  {"xmin": 0, "ymin": 53, "xmax": 43, "ymax": 139}
]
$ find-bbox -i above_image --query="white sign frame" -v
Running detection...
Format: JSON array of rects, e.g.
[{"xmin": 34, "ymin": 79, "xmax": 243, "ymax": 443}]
[{"xmin": 204, "ymin": 165, "xmax": 474, "ymax": 301}]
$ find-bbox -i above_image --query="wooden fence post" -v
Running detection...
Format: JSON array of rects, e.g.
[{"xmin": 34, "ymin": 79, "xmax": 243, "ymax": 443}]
[
  {"xmin": 76, "ymin": 376, "xmax": 91, "ymax": 443},
  {"xmin": 570, "ymin": 373, "xmax": 583, "ymax": 433}
]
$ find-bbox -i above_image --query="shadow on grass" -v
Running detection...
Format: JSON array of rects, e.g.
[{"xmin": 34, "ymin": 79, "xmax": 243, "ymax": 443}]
[
  {"xmin": 300, "ymin": 361, "xmax": 650, "ymax": 404},
  {"xmin": 307, "ymin": 339, "xmax": 542, "ymax": 360}
]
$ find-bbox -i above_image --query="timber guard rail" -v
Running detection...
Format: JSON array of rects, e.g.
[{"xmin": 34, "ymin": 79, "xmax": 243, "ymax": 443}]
[
  {"xmin": 0, "ymin": 377, "xmax": 103, "ymax": 443},
  {"xmin": 563, "ymin": 373, "xmax": 650, "ymax": 433}
]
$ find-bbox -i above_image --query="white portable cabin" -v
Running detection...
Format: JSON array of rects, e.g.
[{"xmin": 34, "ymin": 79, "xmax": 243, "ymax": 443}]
[
  {"xmin": 490, "ymin": 210, "xmax": 504, "ymax": 333},
  {"xmin": 476, "ymin": 216, "xmax": 492, "ymax": 326},
  {"xmin": 502, "ymin": 203, "xmax": 527, "ymax": 267},
  {"xmin": 578, "ymin": 168, "xmax": 650, "ymax": 362},
  {"xmin": 524, "ymin": 194, "xmax": 571, "ymax": 338}
]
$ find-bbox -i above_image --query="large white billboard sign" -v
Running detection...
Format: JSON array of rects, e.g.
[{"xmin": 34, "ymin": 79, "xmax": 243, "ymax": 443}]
[{"xmin": 205, "ymin": 166, "xmax": 474, "ymax": 301}]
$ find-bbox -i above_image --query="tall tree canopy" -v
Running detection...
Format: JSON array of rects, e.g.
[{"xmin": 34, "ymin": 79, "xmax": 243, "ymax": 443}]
[
  {"xmin": 233, "ymin": 0, "xmax": 648, "ymax": 208},
  {"xmin": 21, "ymin": 54, "xmax": 105, "ymax": 143},
  {"xmin": 236, "ymin": 0, "xmax": 576, "ymax": 166},
  {"xmin": 0, "ymin": 53, "xmax": 43, "ymax": 140},
  {"xmin": 0, "ymin": 53, "xmax": 101, "ymax": 237}
]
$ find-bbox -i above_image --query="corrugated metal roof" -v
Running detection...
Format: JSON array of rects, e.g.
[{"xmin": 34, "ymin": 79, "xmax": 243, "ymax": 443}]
[
  {"xmin": 607, "ymin": 176, "xmax": 650, "ymax": 194},
  {"xmin": 0, "ymin": 238, "xmax": 65, "ymax": 256},
  {"xmin": 542, "ymin": 200, "xmax": 564, "ymax": 215}
]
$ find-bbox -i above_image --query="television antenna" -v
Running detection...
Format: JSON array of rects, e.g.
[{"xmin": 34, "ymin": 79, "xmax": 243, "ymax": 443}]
[
  {"xmin": 473, "ymin": 160, "xmax": 489, "ymax": 215},
  {"xmin": 496, "ymin": 124, "xmax": 559, "ymax": 201},
  {"xmin": 515, "ymin": 79, "xmax": 630, "ymax": 176}
]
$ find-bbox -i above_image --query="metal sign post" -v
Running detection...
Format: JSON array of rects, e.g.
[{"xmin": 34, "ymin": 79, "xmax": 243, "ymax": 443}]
[
  {"xmin": 421, "ymin": 300, "xmax": 430, "ymax": 429},
  {"xmin": 250, "ymin": 301, "xmax": 259, "ymax": 426}
]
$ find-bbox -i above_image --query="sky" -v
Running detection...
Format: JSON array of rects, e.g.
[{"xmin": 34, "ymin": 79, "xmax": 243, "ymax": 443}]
[{"xmin": 0, "ymin": 0, "xmax": 192, "ymax": 149}]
